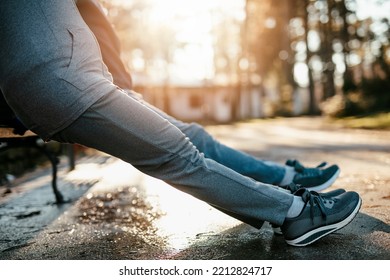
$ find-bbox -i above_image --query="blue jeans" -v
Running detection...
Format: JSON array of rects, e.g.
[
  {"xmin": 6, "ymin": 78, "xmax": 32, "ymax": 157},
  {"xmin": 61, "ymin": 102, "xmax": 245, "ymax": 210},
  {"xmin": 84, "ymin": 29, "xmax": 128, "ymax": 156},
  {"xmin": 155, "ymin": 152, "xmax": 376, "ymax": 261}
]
[{"xmin": 0, "ymin": 0, "xmax": 293, "ymax": 228}]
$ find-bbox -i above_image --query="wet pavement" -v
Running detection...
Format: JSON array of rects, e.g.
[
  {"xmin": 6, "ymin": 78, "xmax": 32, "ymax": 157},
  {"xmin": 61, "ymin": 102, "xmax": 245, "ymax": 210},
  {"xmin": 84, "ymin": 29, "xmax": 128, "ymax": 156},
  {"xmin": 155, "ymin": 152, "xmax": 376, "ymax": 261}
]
[{"xmin": 0, "ymin": 117, "xmax": 389, "ymax": 260}]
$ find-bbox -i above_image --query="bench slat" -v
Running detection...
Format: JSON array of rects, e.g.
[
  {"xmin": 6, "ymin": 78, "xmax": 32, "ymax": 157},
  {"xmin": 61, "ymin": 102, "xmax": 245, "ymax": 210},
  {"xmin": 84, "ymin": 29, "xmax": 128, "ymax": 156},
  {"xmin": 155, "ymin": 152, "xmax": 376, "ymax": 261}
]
[{"xmin": 0, "ymin": 128, "xmax": 36, "ymax": 139}]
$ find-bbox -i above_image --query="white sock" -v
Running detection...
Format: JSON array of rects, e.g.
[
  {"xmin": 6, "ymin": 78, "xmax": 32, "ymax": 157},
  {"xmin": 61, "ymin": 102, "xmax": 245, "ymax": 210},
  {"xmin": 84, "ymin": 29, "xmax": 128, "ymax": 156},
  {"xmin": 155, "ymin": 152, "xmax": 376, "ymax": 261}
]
[
  {"xmin": 286, "ymin": 196, "xmax": 305, "ymax": 218},
  {"xmin": 279, "ymin": 166, "xmax": 296, "ymax": 186}
]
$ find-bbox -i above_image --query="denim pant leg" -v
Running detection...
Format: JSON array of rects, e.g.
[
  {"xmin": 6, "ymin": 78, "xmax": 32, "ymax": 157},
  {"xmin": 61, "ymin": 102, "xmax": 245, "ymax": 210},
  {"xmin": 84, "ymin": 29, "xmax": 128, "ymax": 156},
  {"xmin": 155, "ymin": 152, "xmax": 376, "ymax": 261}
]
[
  {"xmin": 53, "ymin": 92, "xmax": 293, "ymax": 228},
  {"xmin": 127, "ymin": 91, "xmax": 286, "ymax": 185}
]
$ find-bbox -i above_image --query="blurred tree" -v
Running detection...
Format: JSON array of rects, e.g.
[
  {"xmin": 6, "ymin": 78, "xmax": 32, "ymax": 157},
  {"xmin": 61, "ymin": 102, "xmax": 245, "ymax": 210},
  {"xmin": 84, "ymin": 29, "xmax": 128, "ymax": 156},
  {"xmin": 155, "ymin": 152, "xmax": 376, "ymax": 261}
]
[
  {"xmin": 100, "ymin": 0, "xmax": 176, "ymax": 83},
  {"xmin": 321, "ymin": 0, "xmax": 390, "ymax": 116},
  {"xmin": 242, "ymin": 0, "xmax": 296, "ymax": 116},
  {"xmin": 338, "ymin": 0, "xmax": 357, "ymax": 93}
]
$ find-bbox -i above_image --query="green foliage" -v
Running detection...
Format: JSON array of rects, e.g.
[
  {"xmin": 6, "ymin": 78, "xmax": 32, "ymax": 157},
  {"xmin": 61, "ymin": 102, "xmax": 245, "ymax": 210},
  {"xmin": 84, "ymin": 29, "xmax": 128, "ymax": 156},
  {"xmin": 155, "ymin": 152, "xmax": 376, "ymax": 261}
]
[
  {"xmin": 321, "ymin": 76, "xmax": 390, "ymax": 117},
  {"xmin": 360, "ymin": 77, "xmax": 390, "ymax": 112},
  {"xmin": 330, "ymin": 112, "xmax": 390, "ymax": 129},
  {"xmin": 321, "ymin": 93, "xmax": 362, "ymax": 117}
]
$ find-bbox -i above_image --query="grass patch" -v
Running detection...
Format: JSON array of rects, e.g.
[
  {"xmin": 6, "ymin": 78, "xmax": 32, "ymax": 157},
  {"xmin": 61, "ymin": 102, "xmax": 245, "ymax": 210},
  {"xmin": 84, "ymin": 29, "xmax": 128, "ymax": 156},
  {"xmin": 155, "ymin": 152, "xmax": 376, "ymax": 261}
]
[{"xmin": 331, "ymin": 112, "xmax": 390, "ymax": 130}]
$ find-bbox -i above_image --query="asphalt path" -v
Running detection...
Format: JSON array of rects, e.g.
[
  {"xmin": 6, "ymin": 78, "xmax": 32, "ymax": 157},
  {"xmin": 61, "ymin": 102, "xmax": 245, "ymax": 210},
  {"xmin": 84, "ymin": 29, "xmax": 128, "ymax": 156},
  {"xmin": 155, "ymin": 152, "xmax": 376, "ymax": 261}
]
[{"xmin": 0, "ymin": 117, "xmax": 389, "ymax": 260}]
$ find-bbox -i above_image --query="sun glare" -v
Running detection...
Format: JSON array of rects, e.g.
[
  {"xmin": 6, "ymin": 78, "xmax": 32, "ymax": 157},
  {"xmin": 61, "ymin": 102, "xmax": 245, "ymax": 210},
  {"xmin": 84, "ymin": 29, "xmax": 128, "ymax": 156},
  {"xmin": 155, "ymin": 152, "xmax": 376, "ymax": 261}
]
[
  {"xmin": 149, "ymin": 0, "xmax": 245, "ymax": 85},
  {"xmin": 111, "ymin": 0, "xmax": 387, "ymax": 87},
  {"xmin": 112, "ymin": 0, "xmax": 245, "ymax": 85},
  {"xmin": 355, "ymin": 0, "xmax": 390, "ymax": 20}
]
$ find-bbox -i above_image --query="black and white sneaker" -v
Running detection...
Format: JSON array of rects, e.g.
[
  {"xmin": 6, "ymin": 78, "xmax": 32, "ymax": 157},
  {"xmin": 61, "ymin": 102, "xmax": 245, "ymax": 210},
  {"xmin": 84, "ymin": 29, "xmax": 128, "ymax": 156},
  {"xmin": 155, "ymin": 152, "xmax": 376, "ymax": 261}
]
[
  {"xmin": 283, "ymin": 159, "xmax": 340, "ymax": 192},
  {"xmin": 281, "ymin": 189, "xmax": 361, "ymax": 246},
  {"xmin": 271, "ymin": 188, "xmax": 346, "ymax": 235}
]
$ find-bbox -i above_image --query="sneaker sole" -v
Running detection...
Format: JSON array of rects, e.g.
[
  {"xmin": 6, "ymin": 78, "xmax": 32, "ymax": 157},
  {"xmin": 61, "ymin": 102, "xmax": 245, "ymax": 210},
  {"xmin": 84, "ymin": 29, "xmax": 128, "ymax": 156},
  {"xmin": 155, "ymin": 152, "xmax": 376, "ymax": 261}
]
[
  {"xmin": 307, "ymin": 168, "xmax": 340, "ymax": 192},
  {"xmin": 285, "ymin": 196, "xmax": 362, "ymax": 246}
]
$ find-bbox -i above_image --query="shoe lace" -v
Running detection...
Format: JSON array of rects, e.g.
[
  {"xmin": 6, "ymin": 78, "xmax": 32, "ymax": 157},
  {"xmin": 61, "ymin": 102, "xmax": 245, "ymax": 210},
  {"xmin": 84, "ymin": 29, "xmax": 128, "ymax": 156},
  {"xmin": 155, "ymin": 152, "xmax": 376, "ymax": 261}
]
[
  {"xmin": 285, "ymin": 182, "xmax": 302, "ymax": 193},
  {"xmin": 287, "ymin": 159, "xmax": 327, "ymax": 177},
  {"xmin": 296, "ymin": 189, "xmax": 329, "ymax": 224}
]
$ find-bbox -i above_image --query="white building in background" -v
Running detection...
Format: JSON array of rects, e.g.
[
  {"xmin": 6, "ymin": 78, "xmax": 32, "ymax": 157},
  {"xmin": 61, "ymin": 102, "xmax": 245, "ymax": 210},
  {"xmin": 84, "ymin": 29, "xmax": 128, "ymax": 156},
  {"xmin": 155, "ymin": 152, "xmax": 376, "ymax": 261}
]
[{"xmin": 134, "ymin": 84, "xmax": 297, "ymax": 123}]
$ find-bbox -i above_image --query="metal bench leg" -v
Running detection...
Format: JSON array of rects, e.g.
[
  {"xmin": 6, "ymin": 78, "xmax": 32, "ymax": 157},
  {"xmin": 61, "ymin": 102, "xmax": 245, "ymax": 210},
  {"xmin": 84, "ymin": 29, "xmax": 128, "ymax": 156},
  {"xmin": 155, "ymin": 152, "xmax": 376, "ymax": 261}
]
[
  {"xmin": 34, "ymin": 144, "xmax": 65, "ymax": 204},
  {"xmin": 1, "ymin": 137, "xmax": 66, "ymax": 204}
]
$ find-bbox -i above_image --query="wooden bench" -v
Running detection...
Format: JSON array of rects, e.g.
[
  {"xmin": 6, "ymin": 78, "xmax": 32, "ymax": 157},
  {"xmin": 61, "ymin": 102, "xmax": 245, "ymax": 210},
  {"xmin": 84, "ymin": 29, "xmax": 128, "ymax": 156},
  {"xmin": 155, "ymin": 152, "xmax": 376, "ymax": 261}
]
[{"xmin": 0, "ymin": 94, "xmax": 69, "ymax": 203}]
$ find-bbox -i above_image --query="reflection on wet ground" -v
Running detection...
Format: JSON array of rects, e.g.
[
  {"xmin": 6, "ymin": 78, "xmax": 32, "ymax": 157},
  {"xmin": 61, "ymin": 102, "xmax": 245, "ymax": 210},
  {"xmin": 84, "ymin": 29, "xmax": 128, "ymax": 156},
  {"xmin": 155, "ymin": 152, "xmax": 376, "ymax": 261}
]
[
  {"xmin": 76, "ymin": 187, "xmax": 167, "ymax": 258},
  {"xmin": 78, "ymin": 187, "xmax": 160, "ymax": 230},
  {"xmin": 68, "ymin": 186, "xmax": 168, "ymax": 260}
]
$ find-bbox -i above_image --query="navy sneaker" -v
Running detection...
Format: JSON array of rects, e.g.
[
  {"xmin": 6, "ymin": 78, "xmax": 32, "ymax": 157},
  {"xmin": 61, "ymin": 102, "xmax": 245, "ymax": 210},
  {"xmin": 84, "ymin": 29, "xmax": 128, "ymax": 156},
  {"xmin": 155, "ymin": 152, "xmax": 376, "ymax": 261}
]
[
  {"xmin": 283, "ymin": 160, "xmax": 340, "ymax": 192},
  {"xmin": 271, "ymin": 187, "xmax": 346, "ymax": 235},
  {"xmin": 281, "ymin": 189, "xmax": 361, "ymax": 246}
]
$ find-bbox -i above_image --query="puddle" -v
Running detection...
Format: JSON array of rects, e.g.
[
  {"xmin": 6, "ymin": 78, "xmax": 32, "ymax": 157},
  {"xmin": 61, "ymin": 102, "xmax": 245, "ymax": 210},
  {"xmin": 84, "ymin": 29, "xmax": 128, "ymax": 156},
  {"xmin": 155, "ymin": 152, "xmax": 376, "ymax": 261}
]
[
  {"xmin": 75, "ymin": 186, "xmax": 168, "ymax": 259},
  {"xmin": 78, "ymin": 187, "xmax": 160, "ymax": 228}
]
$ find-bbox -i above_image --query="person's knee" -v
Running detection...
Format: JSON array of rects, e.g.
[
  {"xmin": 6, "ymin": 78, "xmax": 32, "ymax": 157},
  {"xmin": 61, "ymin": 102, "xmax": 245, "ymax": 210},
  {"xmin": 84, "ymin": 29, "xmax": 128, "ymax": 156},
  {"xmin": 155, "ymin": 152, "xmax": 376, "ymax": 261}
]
[
  {"xmin": 186, "ymin": 122, "xmax": 214, "ymax": 146},
  {"xmin": 187, "ymin": 122, "xmax": 206, "ymax": 136}
]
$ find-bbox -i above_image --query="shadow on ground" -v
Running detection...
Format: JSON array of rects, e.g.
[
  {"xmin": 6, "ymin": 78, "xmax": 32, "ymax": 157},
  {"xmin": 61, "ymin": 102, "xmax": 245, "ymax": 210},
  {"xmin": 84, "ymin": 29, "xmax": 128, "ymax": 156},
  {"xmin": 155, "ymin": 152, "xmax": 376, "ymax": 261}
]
[{"xmin": 166, "ymin": 213, "xmax": 390, "ymax": 260}]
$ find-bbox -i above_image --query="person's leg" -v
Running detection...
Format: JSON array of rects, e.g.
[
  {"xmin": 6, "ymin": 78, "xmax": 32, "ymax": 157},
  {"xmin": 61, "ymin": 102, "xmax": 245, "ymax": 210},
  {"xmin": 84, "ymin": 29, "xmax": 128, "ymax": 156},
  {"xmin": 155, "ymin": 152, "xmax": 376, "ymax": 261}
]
[
  {"xmin": 52, "ymin": 90, "xmax": 293, "ymax": 228},
  {"xmin": 53, "ymin": 91, "xmax": 361, "ymax": 246}
]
